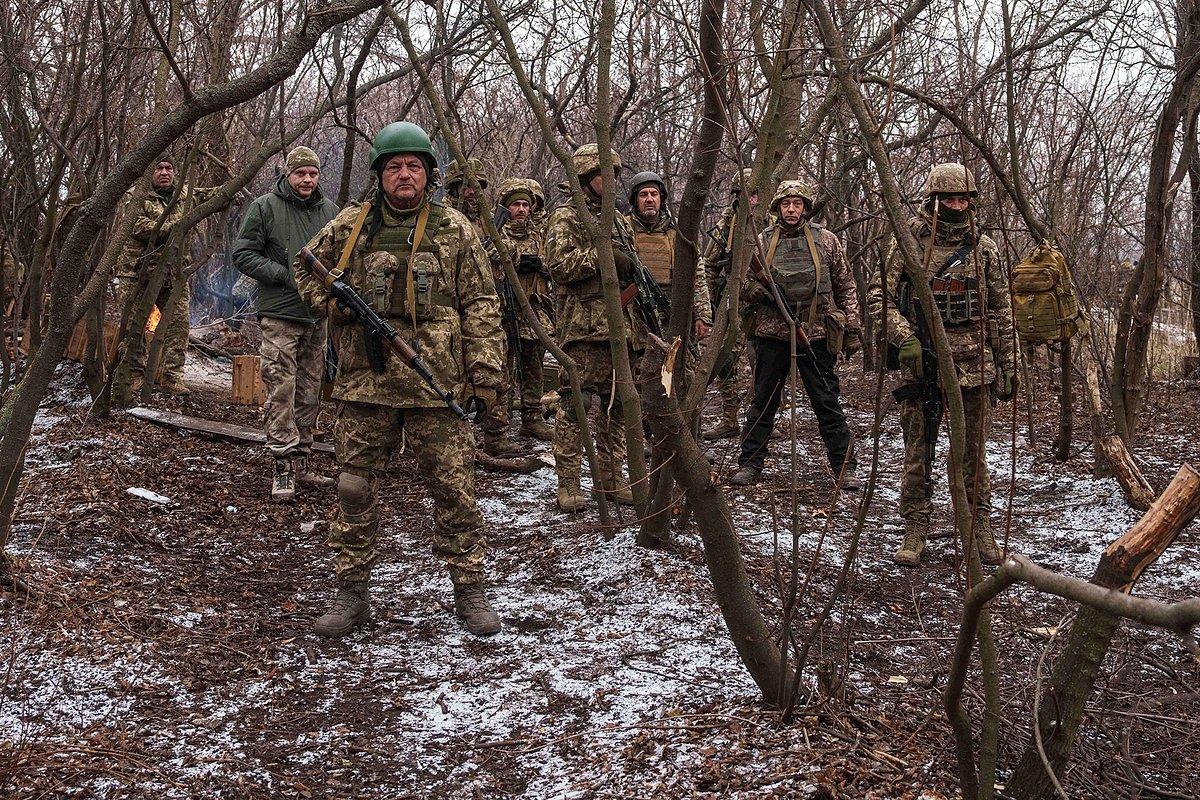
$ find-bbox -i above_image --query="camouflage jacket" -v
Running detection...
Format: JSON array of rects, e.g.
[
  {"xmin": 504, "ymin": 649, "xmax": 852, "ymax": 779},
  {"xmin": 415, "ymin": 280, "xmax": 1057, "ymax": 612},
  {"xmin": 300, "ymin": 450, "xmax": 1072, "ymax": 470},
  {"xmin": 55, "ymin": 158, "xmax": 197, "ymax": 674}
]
[
  {"xmin": 545, "ymin": 198, "xmax": 643, "ymax": 350},
  {"xmin": 115, "ymin": 184, "xmax": 221, "ymax": 280},
  {"xmin": 702, "ymin": 205, "xmax": 738, "ymax": 297},
  {"xmin": 294, "ymin": 193, "xmax": 504, "ymax": 409},
  {"xmin": 626, "ymin": 213, "xmax": 712, "ymax": 326},
  {"xmin": 489, "ymin": 218, "xmax": 553, "ymax": 340},
  {"xmin": 744, "ymin": 221, "xmax": 860, "ymax": 343},
  {"xmin": 867, "ymin": 213, "xmax": 1014, "ymax": 388}
]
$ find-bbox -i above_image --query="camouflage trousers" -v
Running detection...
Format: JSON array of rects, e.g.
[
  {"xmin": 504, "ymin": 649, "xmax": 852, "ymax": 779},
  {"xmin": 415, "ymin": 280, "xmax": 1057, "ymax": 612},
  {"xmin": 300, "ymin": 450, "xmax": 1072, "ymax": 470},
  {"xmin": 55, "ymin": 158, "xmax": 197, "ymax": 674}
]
[
  {"xmin": 259, "ymin": 316, "xmax": 326, "ymax": 458},
  {"xmin": 481, "ymin": 337, "xmax": 545, "ymax": 434},
  {"xmin": 713, "ymin": 329, "xmax": 746, "ymax": 426},
  {"xmin": 554, "ymin": 342, "xmax": 628, "ymax": 488},
  {"xmin": 114, "ymin": 275, "xmax": 190, "ymax": 383},
  {"xmin": 898, "ymin": 383, "xmax": 992, "ymax": 523},
  {"xmin": 330, "ymin": 401, "xmax": 486, "ymax": 585}
]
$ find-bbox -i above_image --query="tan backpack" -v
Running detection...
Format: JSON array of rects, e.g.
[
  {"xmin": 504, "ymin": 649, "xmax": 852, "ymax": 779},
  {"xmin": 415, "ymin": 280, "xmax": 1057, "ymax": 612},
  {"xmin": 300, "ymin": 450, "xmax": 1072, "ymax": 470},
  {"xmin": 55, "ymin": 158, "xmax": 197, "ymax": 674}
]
[{"xmin": 1011, "ymin": 241, "xmax": 1085, "ymax": 343}]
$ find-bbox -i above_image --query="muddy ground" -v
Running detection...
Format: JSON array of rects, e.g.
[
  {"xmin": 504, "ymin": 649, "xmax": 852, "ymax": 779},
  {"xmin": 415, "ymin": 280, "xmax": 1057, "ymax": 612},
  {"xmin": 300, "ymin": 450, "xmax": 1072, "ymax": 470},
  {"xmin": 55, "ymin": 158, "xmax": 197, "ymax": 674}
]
[{"xmin": 2, "ymin": 355, "xmax": 1198, "ymax": 799}]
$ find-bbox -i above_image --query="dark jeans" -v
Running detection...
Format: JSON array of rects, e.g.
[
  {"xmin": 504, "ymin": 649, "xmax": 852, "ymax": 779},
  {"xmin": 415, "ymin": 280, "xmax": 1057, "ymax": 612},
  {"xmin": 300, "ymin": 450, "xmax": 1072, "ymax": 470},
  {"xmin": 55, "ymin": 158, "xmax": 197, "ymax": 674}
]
[{"xmin": 738, "ymin": 336, "xmax": 855, "ymax": 473}]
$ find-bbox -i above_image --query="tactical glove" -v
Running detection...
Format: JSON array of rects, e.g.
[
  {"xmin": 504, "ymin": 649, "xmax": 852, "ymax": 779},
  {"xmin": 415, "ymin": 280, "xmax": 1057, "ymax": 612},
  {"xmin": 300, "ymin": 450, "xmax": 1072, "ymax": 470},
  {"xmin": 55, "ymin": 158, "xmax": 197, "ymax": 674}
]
[
  {"xmin": 517, "ymin": 253, "xmax": 542, "ymax": 274},
  {"xmin": 330, "ymin": 298, "xmax": 358, "ymax": 326},
  {"xmin": 843, "ymin": 330, "xmax": 863, "ymax": 356},
  {"xmin": 612, "ymin": 248, "xmax": 632, "ymax": 280},
  {"xmin": 898, "ymin": 335, "xmax": 924, "ymax": 379},
  {"xmin": 996, "ymin": 369, "xmax": 1018, "ymax": 401}
]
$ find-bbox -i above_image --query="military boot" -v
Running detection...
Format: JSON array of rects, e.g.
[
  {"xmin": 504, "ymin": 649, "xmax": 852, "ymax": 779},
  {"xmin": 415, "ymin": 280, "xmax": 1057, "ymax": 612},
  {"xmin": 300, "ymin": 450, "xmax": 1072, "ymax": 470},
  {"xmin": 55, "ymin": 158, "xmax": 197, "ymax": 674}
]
[
  {"xmin": 294, "ymin": 455, "xmax": 336, "ymax": 489},
  {"xmin": 598, "ymin": 478, "xmax": 635, "ymax": 506},
  {"xmin": 158, "ymin": 376, "xmax": 191, "ymax": 397},
  {"xmin": 974, "ymin": 515, "xmax": 1004, "ymax": 566},
  {"xmin": 519, "ymin": 413, "xmax": 554, "ymax": 442},
  {"xmin": 893, "ymin": 518, "xmax": 928, "ymax": 567},
  {"xmin": 314, "ymin": 579, "xmax": 370, "ymax": 637},
  {"xmin": 483, "ymin": 431, "xmax": 533, "ymax": 458},
  {"xmin": 557, "ymin": 478, "xmax": 587, "ymax": 513},
  {"xmin": 271, "ymin": 458, "xmax": 296, "ymax": 502},
  {"xmin": 453, "ymin": 583, "xmax": 501, "ymax": 636},
  {"xmin": 729, "ymin": 465, "xmax": 760, "ymax": 486},
  {"xmin": 702, "ymin": 412, "xmax": 740, "ymax": 441}
]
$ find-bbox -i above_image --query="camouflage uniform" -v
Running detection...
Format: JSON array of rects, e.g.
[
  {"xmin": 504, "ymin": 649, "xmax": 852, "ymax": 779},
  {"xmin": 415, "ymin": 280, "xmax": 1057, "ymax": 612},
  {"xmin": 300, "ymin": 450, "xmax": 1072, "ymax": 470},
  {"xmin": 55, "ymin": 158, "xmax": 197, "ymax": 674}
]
[
  {"xmin": 443, "ymin": 158, "xmax": 488, "ymax": 239},
  {"xmin": 114, "ymin": 184, "xmax": 219, "ymax": 385},
  {"xmin": 736, "ymin": 180, "xmax": 862, "ymax": 482},
  {"xmin": 1, "ymin": 241, "xmax": 25, "ymax": 318},
  {"xmin": 294, "ymin": 192, "xmax": 503, "ymax": 586},
  {"xmin": 545, "ymin": 184, "xmax": 644, "ymax": 505},
  {"xmin": 866, "ymin": 163, "xmax": 1015, "ymax": 563},
  {"xmin": 488, "ymin": 178, "xmax": 555, "ymax": 430}
]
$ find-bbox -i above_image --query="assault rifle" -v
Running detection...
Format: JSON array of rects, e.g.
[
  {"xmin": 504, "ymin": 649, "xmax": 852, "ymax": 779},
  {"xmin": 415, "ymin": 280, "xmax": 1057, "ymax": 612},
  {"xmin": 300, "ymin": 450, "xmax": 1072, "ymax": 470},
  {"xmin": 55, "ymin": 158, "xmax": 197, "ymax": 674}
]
[
  {"xmin": 299, "ymin": 247, "xmax": 470, "ymax": 421},
  {"xmin": 746, "ymin": 251, "xmax": 831, "ymax": 391},
  {"xmin": 611, "ymin": 222, "xmax": 669, "ymax": 341},
  {"xmin": 891, "ymin": 277, "xmax": 943, "ymax": 500},
  {"xmin": 487, "ymin": 206, "xmax": 524, "ymax": 389}
]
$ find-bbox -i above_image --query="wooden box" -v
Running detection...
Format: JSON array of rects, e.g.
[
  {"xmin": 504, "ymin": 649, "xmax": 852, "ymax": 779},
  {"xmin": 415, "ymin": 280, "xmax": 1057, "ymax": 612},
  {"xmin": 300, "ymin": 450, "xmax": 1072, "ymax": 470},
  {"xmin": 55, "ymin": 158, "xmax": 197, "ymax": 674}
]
[{"xmin": 232, "ymin": 355, "xmax": 266, "ymax": 405}]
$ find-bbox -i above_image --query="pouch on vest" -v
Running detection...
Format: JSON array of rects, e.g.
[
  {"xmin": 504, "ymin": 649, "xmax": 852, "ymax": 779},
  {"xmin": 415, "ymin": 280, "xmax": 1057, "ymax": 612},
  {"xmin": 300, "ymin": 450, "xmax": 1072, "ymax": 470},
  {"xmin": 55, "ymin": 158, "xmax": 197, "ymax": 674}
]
[
  {"xmin": 931, "ymin": 274, "xmax": 983, "ymax": 325},
  {"xmin": 361, "ymin": 251, "xmax": 398, "ymax": 316},
  {"xmin": 1011, "ymin": 241, "xmax": 1084, "ymax": 343},
  {"xmin": 824, "ymin": 309, "xmax": 847, "ymax": 354}
]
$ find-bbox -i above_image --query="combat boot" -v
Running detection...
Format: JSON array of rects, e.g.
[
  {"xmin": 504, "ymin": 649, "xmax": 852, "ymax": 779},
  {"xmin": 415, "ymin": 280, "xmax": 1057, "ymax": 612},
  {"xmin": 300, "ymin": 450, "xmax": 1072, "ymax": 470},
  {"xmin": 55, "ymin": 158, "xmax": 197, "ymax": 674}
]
[
  {"xmin": 453, "ymin": 583, "xmax": 501, "ymax": 636},
  {"xmin": 519, "ymin": 413, "xmax": 554, "ymax": 442},
  {"xmin": 158, "ymin": 377, "xmax": 191, "ymax": 397},
  {"xmin": 271, "ymin": 458, "xmax": 296, "ymax": 502},
  {"xmin": 702, "ymin": 416, "xmax": 740, "ymax": 441},
  {"xmin": 314, "ymin": 579, "xmax": 370, "ymax": 638},
  {"xmin": 974, "ymin": 515, "xmax": 1004, "ymax": 566},
  {"xmin": 729, "ymin": 465, "xmax": 760, "ymax": 486},
  {"xmin": 294, "ymin": 455, "xmax": 335, "ymax": 489},
  {"xmin": 557, "ymin": 479, "xmax": 587, "ymax": 513},
  {"xmin": 893, "ymin": 518, "xmax": 928, "ymax": 567},
  {"xmin": 483, "ymin": 432, "xmax": 533, "ymax": 458},
  {"xmin": 598, "ymin": 479, "xmax": 635, "ymax": 506}
]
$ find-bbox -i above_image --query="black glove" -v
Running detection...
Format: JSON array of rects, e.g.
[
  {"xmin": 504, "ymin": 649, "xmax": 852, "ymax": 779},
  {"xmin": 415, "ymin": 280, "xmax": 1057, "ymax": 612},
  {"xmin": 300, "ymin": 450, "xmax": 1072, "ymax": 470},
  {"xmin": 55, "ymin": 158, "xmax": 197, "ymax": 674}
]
[
  {"xmin": 330, "ymin": 298, "xmax": 358, "ymax": 325},
  {"xmin": 612, "ymin": 248, "xmax": 632, "ymax": 280},
  {"xmin": 464, "ymin": 395, "xmax": 487, "ymax": 423},
  {"xmin": 517, "ymin": 253, "xmax": 542, "ymax": 274}
]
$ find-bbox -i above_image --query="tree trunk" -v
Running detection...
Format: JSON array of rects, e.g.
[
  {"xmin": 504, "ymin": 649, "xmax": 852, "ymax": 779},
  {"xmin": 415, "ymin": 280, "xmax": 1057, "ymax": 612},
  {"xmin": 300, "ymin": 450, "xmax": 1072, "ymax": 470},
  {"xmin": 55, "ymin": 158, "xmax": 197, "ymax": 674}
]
[
  {"xmin": 1053, "ymin": 339, "xmax": 1073, "ymax": 461},
  {"xmin": 1007, "ymin": 464, "xmax": 1200, "ymax": 800}
]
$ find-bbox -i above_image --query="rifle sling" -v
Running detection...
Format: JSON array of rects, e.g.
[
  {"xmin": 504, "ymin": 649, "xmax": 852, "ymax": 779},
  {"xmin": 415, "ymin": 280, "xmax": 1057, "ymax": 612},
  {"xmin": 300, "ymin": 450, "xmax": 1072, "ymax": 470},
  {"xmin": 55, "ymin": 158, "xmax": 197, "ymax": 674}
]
[{"xmin": 334, "ymin": 202, "xmax": 372, "ymax": 280}]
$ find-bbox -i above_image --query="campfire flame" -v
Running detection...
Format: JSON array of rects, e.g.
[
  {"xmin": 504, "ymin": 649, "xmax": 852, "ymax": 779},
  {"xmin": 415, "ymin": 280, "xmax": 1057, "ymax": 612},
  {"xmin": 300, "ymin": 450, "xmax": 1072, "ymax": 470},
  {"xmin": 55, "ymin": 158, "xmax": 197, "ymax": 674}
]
[{"xmin": 146, "ymin": 306, "xmax": 161, "ymax": 334}]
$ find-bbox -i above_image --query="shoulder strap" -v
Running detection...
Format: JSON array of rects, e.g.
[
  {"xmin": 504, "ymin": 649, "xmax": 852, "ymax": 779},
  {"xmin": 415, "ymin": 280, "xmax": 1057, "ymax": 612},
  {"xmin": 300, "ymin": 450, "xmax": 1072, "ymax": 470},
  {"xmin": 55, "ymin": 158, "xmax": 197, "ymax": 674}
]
[
  {"xmin": 334, "ymin": 202, "xmax": 372, "ymax": 279},
  {"xmin": 764, "ymin": 226, "xmax": 782, "ymax": 268},
  {"xmin": 801, "ymin": 224, "xmax": 824, "ymax": 326},
  {"xmin": 404, "ymin": 204, "xmax": 432, "ymax": 330}
]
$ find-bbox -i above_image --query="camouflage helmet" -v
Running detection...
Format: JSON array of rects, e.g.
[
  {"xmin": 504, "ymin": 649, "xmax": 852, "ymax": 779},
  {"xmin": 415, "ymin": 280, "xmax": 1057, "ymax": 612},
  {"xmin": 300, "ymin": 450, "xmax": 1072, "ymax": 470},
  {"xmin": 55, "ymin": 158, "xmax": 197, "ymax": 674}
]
[
  {"xmin": 444, "ymin": 157, "xmax": 489, "ymax": 190},
  {"xmin": 368, "ymin": 122, "xmax": 436, "ymax": 176},
  {"xmin": 497, "ymin": 177, "xmax": 541, "ymax": 210},
  {"xmin": 572, "ymin": 143, "xmax": 622, "ymax": 179},
  {"xmin": 627, "ymin": 171, "xmax": 667, "ymax": 208},
  {"xmin": 921, "ymin": 162, "xmax": 977, "ymax": 197},
  {"xmin": 770, "ymin": 179, "xmax": 816, "ymax": 211},
  {"xmin": 732, "ymin": 167, "xmax": 755, "ymax": 193}
]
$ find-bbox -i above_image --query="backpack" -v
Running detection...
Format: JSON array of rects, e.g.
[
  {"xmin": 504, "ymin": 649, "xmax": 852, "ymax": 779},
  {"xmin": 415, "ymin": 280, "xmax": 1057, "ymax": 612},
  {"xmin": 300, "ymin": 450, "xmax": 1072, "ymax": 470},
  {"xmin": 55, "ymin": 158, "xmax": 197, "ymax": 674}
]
[{"xmin": 1011, "ymin": 241, "xmax": 1085, "ymax": 343}]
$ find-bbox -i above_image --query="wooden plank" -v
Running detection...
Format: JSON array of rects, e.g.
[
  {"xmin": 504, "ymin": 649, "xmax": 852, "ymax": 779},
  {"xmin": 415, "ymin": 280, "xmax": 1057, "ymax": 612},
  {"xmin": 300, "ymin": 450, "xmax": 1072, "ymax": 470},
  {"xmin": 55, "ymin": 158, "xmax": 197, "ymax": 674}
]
[
  {"xmin": 126, "ymin": 406, "xmax": 334, "ymax": 454},
  {"xmin": 231, "ymin": 355, "xmax": 266, "ymax": 405}
]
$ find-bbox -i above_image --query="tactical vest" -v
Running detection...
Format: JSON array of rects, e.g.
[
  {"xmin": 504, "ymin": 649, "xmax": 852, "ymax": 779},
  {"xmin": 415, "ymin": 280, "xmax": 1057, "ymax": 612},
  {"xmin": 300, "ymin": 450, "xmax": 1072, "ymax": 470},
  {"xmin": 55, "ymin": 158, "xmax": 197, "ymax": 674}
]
[
  {"xmin": 361, "ymin": 203, "xmax": 451, "ymax": 319},
  {"xmin": 925, "ymin": 231, "xmax": 984, "ymax": 326},
  {"xmin": 634, "ymin": 228, "xmax": 675, "ymax": 286},
  {"xmin": 766, "ymin": 225, "xmax": 832, "ymax": 312}
]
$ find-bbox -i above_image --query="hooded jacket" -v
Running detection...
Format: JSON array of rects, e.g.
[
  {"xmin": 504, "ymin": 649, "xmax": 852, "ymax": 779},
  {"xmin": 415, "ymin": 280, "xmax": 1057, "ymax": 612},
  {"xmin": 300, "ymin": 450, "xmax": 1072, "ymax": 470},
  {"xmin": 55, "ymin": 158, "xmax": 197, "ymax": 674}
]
[{"xmin": 234, "ymin": 175, "xmax": 339, "ymax": 322}]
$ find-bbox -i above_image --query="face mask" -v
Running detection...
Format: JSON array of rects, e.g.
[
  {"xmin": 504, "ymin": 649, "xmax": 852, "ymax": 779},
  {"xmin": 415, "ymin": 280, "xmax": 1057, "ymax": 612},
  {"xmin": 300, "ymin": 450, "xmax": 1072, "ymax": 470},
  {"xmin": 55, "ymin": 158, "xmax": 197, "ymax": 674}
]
[{"xmin": 936, "ymin": 205, "xmax": 967, "ymax": 224}]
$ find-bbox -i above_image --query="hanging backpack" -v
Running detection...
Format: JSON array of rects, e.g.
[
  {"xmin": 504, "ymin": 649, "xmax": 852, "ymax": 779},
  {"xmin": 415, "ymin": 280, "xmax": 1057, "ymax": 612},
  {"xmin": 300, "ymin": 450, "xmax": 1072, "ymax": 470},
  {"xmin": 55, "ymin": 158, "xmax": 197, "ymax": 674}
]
[{"xmin": 1011, "ymin": 240, "xmax": 1085, "ymax": 343}]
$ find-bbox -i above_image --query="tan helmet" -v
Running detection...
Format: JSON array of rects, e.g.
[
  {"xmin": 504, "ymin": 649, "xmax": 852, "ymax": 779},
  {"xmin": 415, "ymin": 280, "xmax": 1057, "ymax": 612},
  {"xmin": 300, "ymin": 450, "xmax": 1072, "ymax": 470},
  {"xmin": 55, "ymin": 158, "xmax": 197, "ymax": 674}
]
[
  {"xmin": 525, "ymin": 178, "xmax": 546, "ymax": 211},
  {"xmin": 732, "ymin": 167, "xmax": 754, "ymax": 192},
  {"xmin": 921, "ymin": 162, "xmax": 977, "ymax": 197},
  {"xmin": 497, "ymin": 177, "xmax": 539, "ymax": 209},
  {"xmin": 572, "ymin": 143, "xmax": 622, "ymax": 178},
  {"xmin": 770, "ymin": 179, "xmax": 816, "ymax": 212},
  {"xmin": 444, "ymin": 157, "xmax": 490, "ymax": 190}
]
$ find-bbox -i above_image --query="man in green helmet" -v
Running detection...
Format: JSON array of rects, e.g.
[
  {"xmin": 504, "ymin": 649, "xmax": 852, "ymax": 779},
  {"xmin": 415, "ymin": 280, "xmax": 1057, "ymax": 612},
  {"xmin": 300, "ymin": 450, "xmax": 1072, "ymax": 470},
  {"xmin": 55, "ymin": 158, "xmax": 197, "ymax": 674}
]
[
  {"xmin": 866, "ymin": 162, "xmax": 1016, "ymax": 568},
  {"xmin": 293, "ymin": 122, "xmax": 505, "ymax": 638},
  {"xmin": 731, "ymin": 179, "xmax": 862, "ymax": 490},
  {"xmin": 544, "ymin": 143, "xmax": 642, "ymax": 513},
  {"xmin": 701, "ymin": 167, "xmax": 757, "ymax": 440}
]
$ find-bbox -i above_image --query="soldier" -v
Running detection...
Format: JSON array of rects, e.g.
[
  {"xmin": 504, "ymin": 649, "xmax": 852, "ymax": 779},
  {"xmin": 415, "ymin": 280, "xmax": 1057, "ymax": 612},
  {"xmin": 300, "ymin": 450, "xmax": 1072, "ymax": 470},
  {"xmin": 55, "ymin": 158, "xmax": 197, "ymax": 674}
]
[
  {"xmin": 293, "ymin": 122, "xmax": 504, "ymax": 637},
  {"xmin": 114, "ymin": 158, "xmax": 220, "ymax": 395},
  {"xmin": 443, "ymin": 157, "xmax": 488, "ymax": 237},
  {"xmin": 701, "ymin": 168, "xmax": 758, "ymax": 440},
  {"xmin": 233, "ymin": 146, "xmax": 340, "ymax": 501},
  {"xmin": 866, "ymin": 162, "xmax": 1016, "ymax": 567},
  {"xmin": 545, "ymin": 144, "xmax": 642, "ymax": 512},
  {"xmin": 625, "ymin": 171, "xmax": 712, "ymax": 338},
  {"xmin": 490, "ymin": 178, "xmax": 555, "ymax": 442},
  {"xmin": 730, "ymin": 180, "xmax": 863, "ymax": 490}
]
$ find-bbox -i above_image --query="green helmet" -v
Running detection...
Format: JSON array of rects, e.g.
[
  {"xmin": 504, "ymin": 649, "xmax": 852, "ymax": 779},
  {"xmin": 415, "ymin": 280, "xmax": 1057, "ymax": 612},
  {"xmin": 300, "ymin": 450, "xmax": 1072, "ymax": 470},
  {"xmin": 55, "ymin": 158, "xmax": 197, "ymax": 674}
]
[
  {"xmin": 921, "ymin": 162, "xmax": 977, "ymax": 197},
  {"xmin": 444, "ymin": 157, "xmax": 490, "ymax": 191},
  {"xmin": 369, "ymin": 122, "xmax": 436, "ymax": 176},
  {"xmin": 572, "ymin": 143, "xmax": 622, "ymax": 179},
  {"xmin": 627, "ymin": 171, "xmax": 666, "ymax": 208},
  {"xmin": 770, "ymin": 179, "xmax": 816, "ymax": 212}
]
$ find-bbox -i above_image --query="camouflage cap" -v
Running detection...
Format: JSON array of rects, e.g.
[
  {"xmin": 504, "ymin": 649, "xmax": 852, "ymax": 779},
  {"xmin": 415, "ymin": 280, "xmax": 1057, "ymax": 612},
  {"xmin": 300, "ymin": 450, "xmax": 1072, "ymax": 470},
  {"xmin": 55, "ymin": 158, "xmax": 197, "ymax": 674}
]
[
  {"xmin": 921, "ymin": 162, "xmax": 977, "ymax": 197},
  {"xmin": 770, "ymin": 179, "xmax": 816, "ymax": 211},
  {"xmin": 285, "ymin": 146, "xmax": 320, "ymax": 173},
  {"xmin": 444, "ymin": 157, "xmax": 489, "ymax": 190},
  {"xmin": 572, "ymin": 143, "xmax": 621, "ymax": 179}
]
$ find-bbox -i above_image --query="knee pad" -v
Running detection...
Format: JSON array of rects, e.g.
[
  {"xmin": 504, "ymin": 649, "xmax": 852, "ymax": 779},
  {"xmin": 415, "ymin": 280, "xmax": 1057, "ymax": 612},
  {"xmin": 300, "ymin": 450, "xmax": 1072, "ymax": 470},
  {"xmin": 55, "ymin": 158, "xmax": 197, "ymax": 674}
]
[{"xmin": 337, "ymin": 470, "xmax": 375, "ymax": 514}]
